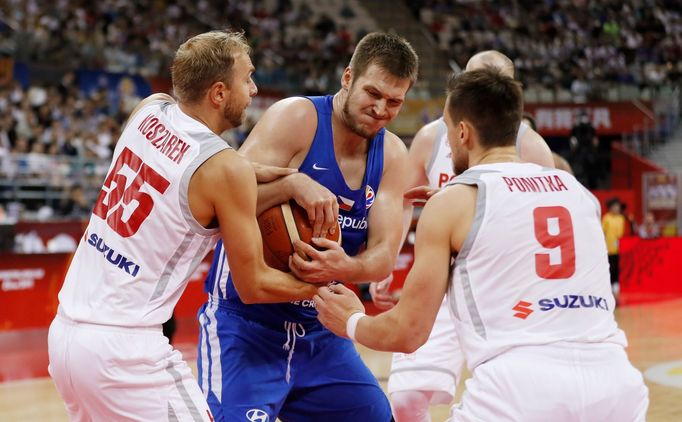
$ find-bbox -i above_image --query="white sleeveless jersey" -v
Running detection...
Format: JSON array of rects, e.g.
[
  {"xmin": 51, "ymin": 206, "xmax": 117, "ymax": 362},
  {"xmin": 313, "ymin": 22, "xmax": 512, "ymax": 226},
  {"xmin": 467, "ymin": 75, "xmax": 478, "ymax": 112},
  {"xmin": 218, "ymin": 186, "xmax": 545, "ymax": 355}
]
[
  {"xmin": 58, "ymin": 100, "xmax": 229, "ymax": 327},
  {"xmin": 448, "ymin": 163, "xmax": 627, "ymax": 370},
  {"xmin": 425, "ymin": 118, "xmax": 529, "ymax": 188}
]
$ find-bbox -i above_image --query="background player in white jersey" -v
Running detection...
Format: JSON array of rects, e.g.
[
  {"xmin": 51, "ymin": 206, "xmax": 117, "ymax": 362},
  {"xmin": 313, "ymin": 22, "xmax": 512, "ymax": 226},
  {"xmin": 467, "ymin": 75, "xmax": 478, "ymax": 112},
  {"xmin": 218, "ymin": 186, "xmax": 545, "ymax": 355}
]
[
  {"xmin": 316, "ymin": 68, "xmax": 649, "ymax": 421},
  {"xmin": 372, "ymin": 50, "xmax": 555, "ymax": 422},
  {"xmin": 48, "ymin": 31, "xmax": 321, "ymax": 421}
]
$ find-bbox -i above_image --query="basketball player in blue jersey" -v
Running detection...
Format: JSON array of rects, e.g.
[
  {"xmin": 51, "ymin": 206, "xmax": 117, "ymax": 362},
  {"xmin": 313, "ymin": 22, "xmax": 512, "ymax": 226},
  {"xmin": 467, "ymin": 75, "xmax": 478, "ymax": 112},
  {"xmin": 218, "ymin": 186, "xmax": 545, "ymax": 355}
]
[{"xmin": 197, "ymin": 32, "xmax": 419, "ymax": 421}]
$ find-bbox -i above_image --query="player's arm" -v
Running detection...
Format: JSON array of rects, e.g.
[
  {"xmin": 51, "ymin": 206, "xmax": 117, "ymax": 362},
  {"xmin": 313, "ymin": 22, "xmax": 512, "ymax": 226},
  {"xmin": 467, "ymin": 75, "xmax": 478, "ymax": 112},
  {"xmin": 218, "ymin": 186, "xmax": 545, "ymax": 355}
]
[
  {"xmin": 291, "ymin": 132, "xmax": 409, "ymax": 284},
  {"xmin": 519, "ymin": 127, "xmax": 555, "ymax": 168},
  {"xmin": 191, "ymin": 150, "xmax": 319, "ymax": 303},
  {"xmin": 370, "ymin": 121, "xmax": 438, "ymax": 307},
  {"xmin": 402, "ymin": 120, "xmax": 441, "ymax": 203},
  {"xmin": 240, "ymin": 98, "xmax": 339, "ymax": 237},
  {"xmin": 315, "ymin": 185, "xmax": 475, "ymax": 352}
]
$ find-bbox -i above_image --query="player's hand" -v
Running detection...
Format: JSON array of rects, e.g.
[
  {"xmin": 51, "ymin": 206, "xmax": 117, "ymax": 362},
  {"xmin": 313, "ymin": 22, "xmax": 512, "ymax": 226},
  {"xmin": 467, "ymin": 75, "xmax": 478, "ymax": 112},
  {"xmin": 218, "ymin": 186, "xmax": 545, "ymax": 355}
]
[
  {"xmin": 404, "ymin": 185, "xmax": 440, "ymax": 205},
  {"xmin": 314, "ymin": 283, "xmax": 365, "ymax": 338},
  {"xmin": 251, "ymin": 162, "xmax": 298, "ymax": 183},
  {"xmin": 289, "ymin": 238, "xmax": 350, "ymax": 283},
  {"xmin": 285, "ymin": 173, "xmax": 339, "ymax": 238},
  {"xmin": 369, "ymin": 274, "xmax": 398, "ymax": 310}
]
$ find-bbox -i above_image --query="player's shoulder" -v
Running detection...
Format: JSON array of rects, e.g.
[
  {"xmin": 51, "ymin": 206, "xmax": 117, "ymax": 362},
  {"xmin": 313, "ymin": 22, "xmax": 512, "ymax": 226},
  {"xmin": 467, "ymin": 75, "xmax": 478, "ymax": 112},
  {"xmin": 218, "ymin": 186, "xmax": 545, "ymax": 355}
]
[
  {"xmin": 519, "ymin": 127, "xmax": 554, "ymax": 168},
  {"xmin": 129, "ymin": 93, "xmax": 175, "ymax": 119},
  {"xmin": 415, "ymin": 118, "xmax": 444, "ymax": 139},
  {"xmin": 263, "ymin": 96, "xmax": 317, "ymax": 123},
  {"xmin": 248, "ymin": 97, "xmax": 318, "ymax": 149},
  {"xmin": 198, "ymin": 148, "xmax": 255, "ymax": 184},
  {"xmin": 382, "ymin": 130, "xmax": 409, "ymax": 161},
  {"xmin": 408, "ymin": 118, "xmax": 444, "ymax": 161}
]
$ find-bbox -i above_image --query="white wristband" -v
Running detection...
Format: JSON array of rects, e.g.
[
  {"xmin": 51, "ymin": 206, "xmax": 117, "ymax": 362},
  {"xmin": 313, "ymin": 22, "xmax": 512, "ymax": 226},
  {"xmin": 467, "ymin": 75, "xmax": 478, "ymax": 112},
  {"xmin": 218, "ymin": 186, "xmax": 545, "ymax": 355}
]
[{"xmin": 346, "ymin": 312, "xmax": 366, "ymax": 342}]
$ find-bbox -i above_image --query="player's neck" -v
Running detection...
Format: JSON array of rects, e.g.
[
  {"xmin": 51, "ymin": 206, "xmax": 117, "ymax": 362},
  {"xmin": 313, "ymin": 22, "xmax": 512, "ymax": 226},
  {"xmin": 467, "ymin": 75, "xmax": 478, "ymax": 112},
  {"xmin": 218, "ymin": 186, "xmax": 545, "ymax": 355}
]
[
  {"xmin": 471, "ymin": 146, "xmax": 520, "ymax": 167},
  {"xmin": 178, "ymin": 103, "xmax": 230, "ymax": 135},
  {"xmin": 331, "ymin": 92, "xmax": 370, "ymax": 152}
]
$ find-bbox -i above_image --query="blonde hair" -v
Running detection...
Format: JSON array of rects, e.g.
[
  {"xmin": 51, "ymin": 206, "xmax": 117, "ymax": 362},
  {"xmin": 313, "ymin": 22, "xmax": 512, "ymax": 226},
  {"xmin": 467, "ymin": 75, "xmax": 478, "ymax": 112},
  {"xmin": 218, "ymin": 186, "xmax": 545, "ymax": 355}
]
[{"xmin": 171, "ymin": 30, "xmax": 251, "ymax": 104}]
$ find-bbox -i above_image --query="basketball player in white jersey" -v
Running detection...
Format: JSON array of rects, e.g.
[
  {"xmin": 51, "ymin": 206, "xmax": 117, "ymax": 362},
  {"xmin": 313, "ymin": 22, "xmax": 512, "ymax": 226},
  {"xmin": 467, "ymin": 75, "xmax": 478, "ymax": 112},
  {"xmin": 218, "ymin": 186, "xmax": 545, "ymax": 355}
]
[
  {"xmin": 372, "ymin": 51, "xmax": 554, "ymax": 422},
  {"xmin": 48, "ymin": 31, "xmax": 320, "ymax": 421},
  {"xmin": 316, "ymin": 68, "xmax": 649, "ymax": 421}
]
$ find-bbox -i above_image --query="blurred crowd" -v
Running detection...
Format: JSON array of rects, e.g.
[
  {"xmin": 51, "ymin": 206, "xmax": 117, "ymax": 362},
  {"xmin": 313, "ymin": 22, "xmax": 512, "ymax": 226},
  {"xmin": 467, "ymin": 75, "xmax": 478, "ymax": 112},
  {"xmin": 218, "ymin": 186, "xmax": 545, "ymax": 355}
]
[
  {"xmin": 1, "ymin": 0, "xmax": 681, "ymax": 221},
  {"xmin": 0, "ymin": 0, "xmax": 363, "ymax": 94},
  {"xmin": 410, "ymin": 0, "xmax": 682, "ymax": 101}
]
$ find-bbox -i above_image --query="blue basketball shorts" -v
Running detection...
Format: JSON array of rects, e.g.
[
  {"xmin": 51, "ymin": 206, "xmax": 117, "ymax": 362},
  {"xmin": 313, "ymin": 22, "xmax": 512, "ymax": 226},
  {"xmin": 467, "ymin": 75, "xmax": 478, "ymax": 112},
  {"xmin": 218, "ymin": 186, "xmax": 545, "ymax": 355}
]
[{"xmin": 197, "ymin": 301, "xmax": 392, "ymax": 422}]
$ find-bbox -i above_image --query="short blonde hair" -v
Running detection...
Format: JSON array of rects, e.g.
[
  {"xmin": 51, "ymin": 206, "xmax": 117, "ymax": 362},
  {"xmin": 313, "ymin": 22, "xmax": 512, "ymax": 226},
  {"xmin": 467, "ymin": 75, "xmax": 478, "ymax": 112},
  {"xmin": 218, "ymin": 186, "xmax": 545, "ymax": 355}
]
[{"xmin": 171, "ymin": 30, "xmax": 251, "ymax": 104}]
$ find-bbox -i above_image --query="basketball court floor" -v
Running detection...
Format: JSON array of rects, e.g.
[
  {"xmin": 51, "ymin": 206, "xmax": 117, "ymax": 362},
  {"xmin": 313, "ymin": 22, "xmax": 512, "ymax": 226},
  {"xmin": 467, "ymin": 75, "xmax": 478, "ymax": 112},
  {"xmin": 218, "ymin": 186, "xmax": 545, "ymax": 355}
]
[{"xmin": 1, "ymin": 298, "xmax": 681, "ymax": 421}]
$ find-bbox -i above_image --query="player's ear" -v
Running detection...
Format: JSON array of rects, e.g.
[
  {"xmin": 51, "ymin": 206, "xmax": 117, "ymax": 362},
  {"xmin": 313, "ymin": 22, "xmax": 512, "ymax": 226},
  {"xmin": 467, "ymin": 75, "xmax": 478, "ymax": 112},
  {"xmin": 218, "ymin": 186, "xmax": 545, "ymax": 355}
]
[
  {"xmin": 341, "ymin": 67, "xmax": 352, "ymax": 91},
  {"xmin": 459, "ymin": 121, "xmax": 468, "ymax": 145},
  {"xmin": 209, "ymin": 81, "xmax": 228, "ymax": 107},
  {"xmin": 460, "ymin": 120, "xmax": 476, "ymax": 149}
]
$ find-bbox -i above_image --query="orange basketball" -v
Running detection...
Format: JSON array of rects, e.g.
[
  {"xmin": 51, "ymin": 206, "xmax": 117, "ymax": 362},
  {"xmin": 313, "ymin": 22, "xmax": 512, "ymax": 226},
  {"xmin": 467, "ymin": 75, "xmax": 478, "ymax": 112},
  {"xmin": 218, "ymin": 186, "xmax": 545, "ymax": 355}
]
[{"xmin": 257, "ymin": 200, "xmax": 342, "ymax": 271}]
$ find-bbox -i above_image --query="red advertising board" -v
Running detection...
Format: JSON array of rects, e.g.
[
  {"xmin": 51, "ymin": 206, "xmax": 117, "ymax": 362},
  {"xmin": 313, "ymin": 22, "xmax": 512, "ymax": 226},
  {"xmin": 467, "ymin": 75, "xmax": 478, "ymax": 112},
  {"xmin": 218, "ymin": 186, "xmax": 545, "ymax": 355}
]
[
  {"xmin": 0, "ymin": 252, "xmax": 214, "ymax": 331},
  {"xmin": 525, "ymin": 101, "xmax": 655, "ymax": 137},
  {"xmin": 619, "ymin": 236, "xmax": 682, "ymax": 305}
]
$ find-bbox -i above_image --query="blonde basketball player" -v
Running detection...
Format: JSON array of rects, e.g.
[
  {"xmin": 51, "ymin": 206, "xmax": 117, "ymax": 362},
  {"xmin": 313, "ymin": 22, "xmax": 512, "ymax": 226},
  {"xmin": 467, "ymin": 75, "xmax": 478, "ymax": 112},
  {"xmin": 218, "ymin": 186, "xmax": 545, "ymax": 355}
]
[
  {"xmin": 47, "ymin": 31, "xmax": 319, "ymax": 421},
  {"xmin": 316, "ymin": 68, "xmax": 649, "ymax": 421},
  {"xmin": 373, "ymin": 51, "xmax": 555, "ymax": 422}
]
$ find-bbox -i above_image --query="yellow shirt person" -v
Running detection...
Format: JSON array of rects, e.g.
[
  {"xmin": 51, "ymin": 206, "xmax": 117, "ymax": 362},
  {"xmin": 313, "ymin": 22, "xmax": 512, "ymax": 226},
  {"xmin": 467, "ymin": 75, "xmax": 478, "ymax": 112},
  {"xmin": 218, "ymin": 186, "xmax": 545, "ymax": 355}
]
[{"xmin": 603, "ymin": 211, "xmax": 625, "ymax": 255}]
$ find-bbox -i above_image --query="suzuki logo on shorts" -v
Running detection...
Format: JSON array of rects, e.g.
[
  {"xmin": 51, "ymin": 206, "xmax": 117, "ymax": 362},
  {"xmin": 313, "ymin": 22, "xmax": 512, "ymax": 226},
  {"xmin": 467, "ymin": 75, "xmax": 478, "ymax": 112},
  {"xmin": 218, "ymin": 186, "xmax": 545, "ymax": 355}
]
[
  {"xmin": 512, "ymin": 300, "xmax": 534, "ymax": 319},
  {"xmin": 246, "ymin": 409, "xmax": 269, "ymax": 422}
]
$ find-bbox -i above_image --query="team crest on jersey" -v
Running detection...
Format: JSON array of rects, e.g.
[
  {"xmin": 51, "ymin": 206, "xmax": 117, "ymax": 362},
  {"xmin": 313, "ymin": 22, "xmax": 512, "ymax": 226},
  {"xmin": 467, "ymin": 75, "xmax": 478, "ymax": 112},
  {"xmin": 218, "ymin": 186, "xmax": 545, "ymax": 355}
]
[{"xmin": 365, "ymin": 185, "xmax": 375, "ymax": 209}]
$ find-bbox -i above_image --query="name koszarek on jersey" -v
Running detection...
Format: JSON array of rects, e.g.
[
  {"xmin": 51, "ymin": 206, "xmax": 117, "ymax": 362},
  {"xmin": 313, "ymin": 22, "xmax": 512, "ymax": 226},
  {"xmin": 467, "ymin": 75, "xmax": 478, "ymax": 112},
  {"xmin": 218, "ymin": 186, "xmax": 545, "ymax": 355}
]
[{"xmin": 87, "ymin": 233, "xmax": 141, "ymax": 276}]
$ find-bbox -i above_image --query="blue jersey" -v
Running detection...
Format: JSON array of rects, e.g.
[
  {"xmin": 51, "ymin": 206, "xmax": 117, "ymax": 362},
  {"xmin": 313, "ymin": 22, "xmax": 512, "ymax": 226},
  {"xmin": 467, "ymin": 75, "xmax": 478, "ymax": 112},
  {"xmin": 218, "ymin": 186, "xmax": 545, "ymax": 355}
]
[{"xmin": 204, "ymin": 95, "xmax": 385, "ymax": 326}]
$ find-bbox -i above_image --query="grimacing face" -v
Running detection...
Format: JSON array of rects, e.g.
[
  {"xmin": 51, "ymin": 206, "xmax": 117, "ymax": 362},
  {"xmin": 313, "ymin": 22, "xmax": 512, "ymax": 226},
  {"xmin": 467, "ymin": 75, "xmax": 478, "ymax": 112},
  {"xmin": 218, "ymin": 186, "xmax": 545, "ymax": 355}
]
[
  {"xmin": 223, "ymin": 52, "xmax": 258, "ymax": 128},
  {"xmin": 444, "ymin": 106, "xmax": 469, "ymax": 175},
  {"xmin": 341, "ymin": 63, "xmax": 410, "ymax": 139}
]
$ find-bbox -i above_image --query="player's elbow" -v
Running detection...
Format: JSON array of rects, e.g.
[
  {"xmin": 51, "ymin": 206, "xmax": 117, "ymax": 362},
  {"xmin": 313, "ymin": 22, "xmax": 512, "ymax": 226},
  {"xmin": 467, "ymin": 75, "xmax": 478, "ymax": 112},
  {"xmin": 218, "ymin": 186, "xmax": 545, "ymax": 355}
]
[
  {"xmin": 397, "ymin": 333, "xmax": 428, "ymax": 354},
  {"xmin": 230, "ymin": 270, "xmax": 264, "ymax": 304},
  {"xmin": 237, "ymin": 289, "xmax": 260, "ymax": 304},
  {"xmin": 391, "ymin": 325, "xmax": 429, "ymax": 353},
  {"xmin": 232, "ymin": 281, "xmax": 260, "ymax": 304}
]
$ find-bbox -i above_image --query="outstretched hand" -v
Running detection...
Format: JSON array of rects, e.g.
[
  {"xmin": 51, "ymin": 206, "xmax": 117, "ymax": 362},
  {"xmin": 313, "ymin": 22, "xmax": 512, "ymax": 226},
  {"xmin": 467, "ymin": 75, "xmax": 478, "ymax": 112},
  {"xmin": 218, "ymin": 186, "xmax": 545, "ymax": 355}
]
[
  {"xmin": 404, "ymin": 185, "xmax": 440, "ymax": 205},
  {"xmin": 369, "ymin": 274, "xmax": 398, "ymax": 310},
  {"xmin": 314, "ymin": 283, "xmax": 365, "ymax": 338}
]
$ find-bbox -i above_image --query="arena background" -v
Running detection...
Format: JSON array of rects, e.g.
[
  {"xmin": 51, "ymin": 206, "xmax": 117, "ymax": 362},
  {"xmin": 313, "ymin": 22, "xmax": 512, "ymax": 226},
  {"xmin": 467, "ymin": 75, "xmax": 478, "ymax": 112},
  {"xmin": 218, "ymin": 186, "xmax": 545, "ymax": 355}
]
[{"xmin": 0, "ymin": 0, "xmax": 681, "ymax": 420}]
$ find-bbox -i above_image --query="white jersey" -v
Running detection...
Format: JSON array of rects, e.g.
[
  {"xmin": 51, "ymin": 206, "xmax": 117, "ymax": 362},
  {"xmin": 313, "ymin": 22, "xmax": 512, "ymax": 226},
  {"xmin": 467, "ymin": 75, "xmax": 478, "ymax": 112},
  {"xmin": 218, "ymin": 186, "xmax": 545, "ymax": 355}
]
[
  {"xmin": 425, "ymin": 118, "xmax": 528, "ymax": 188},
  {"xmin": 448, "ymin": 163, "xmax": 627, "ymax": 370},
  {"xmin": 58, "ymin": 100, "xmax": 228, "ymax": 327}
]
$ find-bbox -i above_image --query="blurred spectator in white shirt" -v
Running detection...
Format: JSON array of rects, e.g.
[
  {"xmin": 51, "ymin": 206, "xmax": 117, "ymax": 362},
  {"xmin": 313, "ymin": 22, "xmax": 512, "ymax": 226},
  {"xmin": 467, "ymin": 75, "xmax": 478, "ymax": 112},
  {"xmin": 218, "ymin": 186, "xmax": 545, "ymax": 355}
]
[{"xmin": 638, "ymin": 212, "xmax": 661, "ymax": 239}]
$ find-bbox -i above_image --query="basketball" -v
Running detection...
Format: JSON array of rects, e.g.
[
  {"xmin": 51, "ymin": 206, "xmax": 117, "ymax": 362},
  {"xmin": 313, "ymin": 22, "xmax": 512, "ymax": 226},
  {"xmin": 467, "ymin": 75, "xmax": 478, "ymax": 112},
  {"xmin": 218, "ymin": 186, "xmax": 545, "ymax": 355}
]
[{"xmin": 257, "ymin": 200, "xmax": 342, "ymax": 271}]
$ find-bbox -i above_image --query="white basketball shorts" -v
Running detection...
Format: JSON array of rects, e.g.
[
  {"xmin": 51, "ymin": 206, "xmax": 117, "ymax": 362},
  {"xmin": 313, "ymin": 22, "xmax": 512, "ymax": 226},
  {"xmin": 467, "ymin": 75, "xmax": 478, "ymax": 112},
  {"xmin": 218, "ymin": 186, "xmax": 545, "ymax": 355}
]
[
  {"xmin": 48, "ymin": 311, "xmax": 213, "ymax": 421},
  {"xmin": 388, "ymin": 300, "xmax": 464, "ymax": 404},
  {"xmin": 449, "ymin": 342, "xmax": 649, "ymax": 421}
]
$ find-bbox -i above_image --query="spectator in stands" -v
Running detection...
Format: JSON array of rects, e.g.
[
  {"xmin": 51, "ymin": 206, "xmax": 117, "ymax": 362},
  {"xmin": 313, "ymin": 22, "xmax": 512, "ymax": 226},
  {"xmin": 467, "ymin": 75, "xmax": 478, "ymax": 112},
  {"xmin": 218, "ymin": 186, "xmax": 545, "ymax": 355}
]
[
  {"xmin": 638, "ymin": 211, "xmax": 661, "ymax": 239},
  {"xmin": 57, "ymin": 184, "xmax": 90, "ymax": 219},
  {"xmin": 569, "ymin": 110, "xmax": 600, "ymax": 188},
  {"xmin": 603, "ymin": 197, "xmax": 626, "ymax": 294}
]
